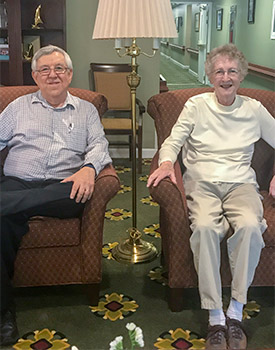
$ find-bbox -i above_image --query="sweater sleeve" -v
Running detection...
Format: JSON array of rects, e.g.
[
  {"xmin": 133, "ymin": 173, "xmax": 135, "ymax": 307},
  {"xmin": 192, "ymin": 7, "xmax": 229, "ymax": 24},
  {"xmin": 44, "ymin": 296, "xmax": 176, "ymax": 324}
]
[
  {"xmin": 258, "ymin": 103, "xmax": 275, "ymax": 148},
  {"xmin": 159, "ymin": 98, "xmax": 196, "ymax": 165}
]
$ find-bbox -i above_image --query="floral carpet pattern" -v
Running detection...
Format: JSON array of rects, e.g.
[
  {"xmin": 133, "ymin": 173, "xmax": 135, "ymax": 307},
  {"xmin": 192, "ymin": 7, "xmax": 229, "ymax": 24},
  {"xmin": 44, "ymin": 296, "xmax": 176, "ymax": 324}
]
[
  {"xmin": 114, "ymin": 165, "xmax": 131, "ymax": 174},
  {"xmin": 154, "ymin": 328, "xmax": 205, "ymax": 349},
  {"xmin": 140, "ymin": 195, "xmax": 159, "ymax": 206},
  {"xmin": 13, "ymin": 329, "xmax": 71, "ymax": 350},
  {"xmin": 242, "ymin": 301, "xmax": 260, "ymax": 320},
  {"xmin": 90, "ymin": 293, "xmax": 139, "ymax": 321},
  {"xmin": 105, "ymin": 208, "xmax": 132, "ymax": 221},
  {"xmin": 10, "ymin": 158, "xmax": 273, "ymax": 350},
  {"xmin": 148, "ymin": 266, "xmax": 168, "ymax": 286},
  {"xmin": 118, "ymin": 184, "xmax": 132, "ymax": 194},
  {"xmin": 102, "ymin": 242, "xmax": 119, "ymax": 260},
  {"xmin": 143, "ymin": 223, "xmax": 161, "ymax": 238}
]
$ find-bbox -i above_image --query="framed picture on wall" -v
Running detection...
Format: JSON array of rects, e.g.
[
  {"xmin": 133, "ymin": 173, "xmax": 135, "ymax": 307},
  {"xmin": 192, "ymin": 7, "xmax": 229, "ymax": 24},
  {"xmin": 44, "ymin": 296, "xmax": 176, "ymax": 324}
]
[
  {"xmin": 194, "ymin": 12, "xmax": 200, "ymax": 32},
  {"xmin": 216, "ymin": 9, "xmax": 223, "ymax": 30},
  {"xmin": 248, "ymin": 0, "xmax": 256, "ymax": 23},
  {"xmin": 229, "ymin": 5, "xmax": 237, "ymax": 43},
  {"xmin": 175, "ymin": 16, "xmax": 183, "ymax": 33},
  {"xmin": 271, "ymin": 0, "xmax": 275, "ymax": 39}
]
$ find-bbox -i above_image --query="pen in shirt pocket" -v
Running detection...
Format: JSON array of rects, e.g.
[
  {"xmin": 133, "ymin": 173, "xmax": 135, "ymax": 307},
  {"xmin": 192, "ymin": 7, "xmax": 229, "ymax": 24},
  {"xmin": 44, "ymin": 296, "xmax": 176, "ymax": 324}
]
[
  {"xmin": 62, "ymin": 118, "xmax": 74, "ymax": 133},
  {"xmin": 68, "ymin": 123, "xmax": 74, "ymax": 133}
]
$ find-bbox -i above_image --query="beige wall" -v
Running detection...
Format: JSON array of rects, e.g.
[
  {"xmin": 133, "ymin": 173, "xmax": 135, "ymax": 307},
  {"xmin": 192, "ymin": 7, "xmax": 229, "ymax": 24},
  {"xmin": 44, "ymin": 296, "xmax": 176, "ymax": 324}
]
[{"xmin": 66, "ymin": 0, "xmax": 160, "ymax": 151}]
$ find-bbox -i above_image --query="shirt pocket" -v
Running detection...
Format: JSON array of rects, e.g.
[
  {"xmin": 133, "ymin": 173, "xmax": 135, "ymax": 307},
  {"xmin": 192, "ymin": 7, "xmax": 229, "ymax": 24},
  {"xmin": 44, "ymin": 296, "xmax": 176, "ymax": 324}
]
[{"xmin": 67, "ymin": 128, "xmax": 87, "ymax": 154}]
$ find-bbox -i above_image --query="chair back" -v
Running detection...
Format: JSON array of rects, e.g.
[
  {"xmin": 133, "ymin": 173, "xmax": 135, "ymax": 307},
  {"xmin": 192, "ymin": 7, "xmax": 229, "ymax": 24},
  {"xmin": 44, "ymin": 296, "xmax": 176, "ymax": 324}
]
[
  {"xmin": 89, "ymin": 63, "xmax": 144, "ymax": 173},
  {"xmin": 90, "ymin": 63, "xmax": 132, "ymax": 111},
  {"xmin": 0, "ymin": 85, "xmax": 108, "ymax": 117},
  {"xmin": 147, "ymin": 87, "xmax": 275, "ymax": 191}
]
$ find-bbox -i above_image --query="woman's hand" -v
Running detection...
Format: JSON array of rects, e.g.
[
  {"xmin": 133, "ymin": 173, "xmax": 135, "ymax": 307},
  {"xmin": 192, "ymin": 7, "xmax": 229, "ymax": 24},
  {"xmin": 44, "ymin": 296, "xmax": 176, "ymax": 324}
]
[
  {"xmin": 269, "ymin": 175, "xmax": 275, "ymax": 198},
  {"xmin": 147, "ymin": 161, "xmax": 177, "ymax": 188}
]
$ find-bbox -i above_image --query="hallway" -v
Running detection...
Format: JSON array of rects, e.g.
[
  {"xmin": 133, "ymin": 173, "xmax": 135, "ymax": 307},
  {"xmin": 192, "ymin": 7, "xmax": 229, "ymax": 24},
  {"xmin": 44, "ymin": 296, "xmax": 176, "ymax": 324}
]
[{"xmin": 160, "ymin": 54, "xmax": 207, "ymax": 91}]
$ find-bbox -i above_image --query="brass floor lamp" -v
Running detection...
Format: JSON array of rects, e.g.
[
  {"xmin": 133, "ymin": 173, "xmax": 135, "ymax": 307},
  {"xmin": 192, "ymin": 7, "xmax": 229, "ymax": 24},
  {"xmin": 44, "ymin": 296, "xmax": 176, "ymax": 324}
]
[{"xmin": 93, "ymin": 0, "xmax": 177, "ymax": 263}]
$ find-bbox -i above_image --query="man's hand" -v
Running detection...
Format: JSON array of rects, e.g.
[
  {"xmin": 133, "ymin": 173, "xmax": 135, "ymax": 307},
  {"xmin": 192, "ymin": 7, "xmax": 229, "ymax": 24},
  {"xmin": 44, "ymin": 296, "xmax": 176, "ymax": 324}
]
[
  {"xmin": 269, "ymin": 175, "xmax": 275, "ymax": 198},
  {"xmin": 61, "ymin": 167, "xmax": 96, "ymax": 203},
  {"xmin": 147, "ymin": 161, "xmax": 176, "ymax": 188}
]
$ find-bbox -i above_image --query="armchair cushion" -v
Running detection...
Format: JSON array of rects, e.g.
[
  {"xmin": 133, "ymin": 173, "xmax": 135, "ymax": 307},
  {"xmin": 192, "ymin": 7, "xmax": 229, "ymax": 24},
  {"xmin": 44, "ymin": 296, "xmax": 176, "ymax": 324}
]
[
  {"xmin": 0, "ymin": 86, "xmax": 108, "ymax": 118},
  {"xmin": 21, "ymin": 217, "xmax": 80, "ymax": 249}
]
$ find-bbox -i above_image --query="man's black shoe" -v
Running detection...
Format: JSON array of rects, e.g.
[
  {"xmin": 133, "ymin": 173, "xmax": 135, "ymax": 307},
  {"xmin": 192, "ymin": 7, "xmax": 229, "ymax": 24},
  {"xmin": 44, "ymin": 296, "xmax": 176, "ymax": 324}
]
[{"xmin": 0, "ymin": 310, "xmax": 19, "ymax": 346}]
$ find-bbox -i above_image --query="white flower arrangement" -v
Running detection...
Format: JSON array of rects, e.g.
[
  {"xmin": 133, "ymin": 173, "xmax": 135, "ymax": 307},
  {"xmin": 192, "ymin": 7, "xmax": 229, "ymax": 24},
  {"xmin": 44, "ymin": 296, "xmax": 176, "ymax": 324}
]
[
  {"xmin": 109, "ymin": 323, "xmax": 144, "ymax": 350},
  {"xmin": 110, "ymin": 336, "xmax": 124, "ymax": 350}
]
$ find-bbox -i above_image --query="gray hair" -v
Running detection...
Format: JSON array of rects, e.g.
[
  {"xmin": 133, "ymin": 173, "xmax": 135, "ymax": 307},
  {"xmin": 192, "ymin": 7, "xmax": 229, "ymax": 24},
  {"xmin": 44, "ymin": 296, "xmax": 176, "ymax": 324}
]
[
  {"xmin": 205, "ymin": 44, "xmax": 248, "ymax": 80},
  {"xmin": 31, "ymin": 45, "xmax": 73, "ymax": 71}
]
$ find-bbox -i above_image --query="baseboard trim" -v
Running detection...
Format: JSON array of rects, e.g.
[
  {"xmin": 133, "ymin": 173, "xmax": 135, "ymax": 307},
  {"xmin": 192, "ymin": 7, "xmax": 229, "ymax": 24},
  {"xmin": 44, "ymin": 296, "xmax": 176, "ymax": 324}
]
[
  {"xmin": 109, "ymin": 148, "xmax": 157, "ymax": 159},
  {"xmin": 160, "ymin": 52, "xmax": 189, "ymax": 70},
  {"xmin": 188, "ymin": 69, "xmax": 198, "ymax": 78}
]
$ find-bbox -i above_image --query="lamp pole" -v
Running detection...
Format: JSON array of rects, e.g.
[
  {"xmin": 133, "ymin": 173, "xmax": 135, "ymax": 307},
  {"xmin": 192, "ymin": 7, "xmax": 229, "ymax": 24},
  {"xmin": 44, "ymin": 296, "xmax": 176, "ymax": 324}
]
[
  {"xmin": 115, "ymin": 38, "xmax": 156, "ymax": 230},
  {"xmin": 111, "ymin": 39, "xmax": 159, "ymax": 263},
  {"xmin": 92, "ymin": 0, "xmax": 177, "ymax": 263},
  {"xmin": 125, "ymin": 39, "xmax": 140, "ymax": 229}
]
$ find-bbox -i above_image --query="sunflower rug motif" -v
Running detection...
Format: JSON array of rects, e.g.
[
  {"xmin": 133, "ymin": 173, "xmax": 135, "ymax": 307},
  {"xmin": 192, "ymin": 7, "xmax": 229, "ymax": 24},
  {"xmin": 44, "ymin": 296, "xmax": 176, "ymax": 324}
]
[
  {"xmin": 13, "ymin": 329, "xmax": 74, "ymax": 350},
  {"xmin": 154, "ymin": 328, "xmax": 205, "ymax": 349},
  {"xmin": 90, "ymin": 292, "xmax": 139, "ymax": 321}
]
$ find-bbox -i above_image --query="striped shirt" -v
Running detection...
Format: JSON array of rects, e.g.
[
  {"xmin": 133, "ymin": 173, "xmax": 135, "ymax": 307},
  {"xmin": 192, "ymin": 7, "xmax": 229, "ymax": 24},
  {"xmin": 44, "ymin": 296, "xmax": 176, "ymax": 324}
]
[{"xmin": 0, "ymin": 90, "xmax": 112, "ymax": 180}]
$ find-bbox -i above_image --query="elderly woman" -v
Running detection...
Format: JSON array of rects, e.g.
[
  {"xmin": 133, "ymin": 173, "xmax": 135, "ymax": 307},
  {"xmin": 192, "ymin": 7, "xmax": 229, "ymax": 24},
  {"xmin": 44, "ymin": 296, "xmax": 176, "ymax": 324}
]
[{"xmin": 148, "ymin": 44, "xmax": 275, "ymax": 350}]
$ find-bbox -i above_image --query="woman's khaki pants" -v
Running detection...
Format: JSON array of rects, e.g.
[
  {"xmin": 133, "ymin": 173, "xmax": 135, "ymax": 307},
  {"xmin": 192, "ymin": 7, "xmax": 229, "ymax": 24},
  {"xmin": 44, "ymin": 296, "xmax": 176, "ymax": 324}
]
[{"xmin": 184, "ymin": 181, "xmax": 266, "ymax": 310}]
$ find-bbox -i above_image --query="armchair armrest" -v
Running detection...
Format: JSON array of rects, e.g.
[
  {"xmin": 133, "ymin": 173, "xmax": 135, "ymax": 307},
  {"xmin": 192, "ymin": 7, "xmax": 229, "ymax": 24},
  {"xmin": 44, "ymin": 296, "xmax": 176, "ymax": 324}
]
[
  {"xmin": 136, "ymin": 98, "xmax": 146, "ymax": 114},
  {"xmin": 80, "ymin": 164, "xmax": 120, "ymax": 283},
  {"xmin": 136, "ymin": 98, "xmax": 145, "ymax": 127},
  {"xmin": 83, "ymin": 164, "xmax": 120, "ymax": 218},
  {"xmin": 149, "ymin": 152, "xmax": 195, "ymax": 290},
  {"xmin": 149, "ymin": 152, "xmax": 188, "ymax": 215},
  {"xmin": 95, "ymin": 163, "xmax": 120, "ymax": 182}
]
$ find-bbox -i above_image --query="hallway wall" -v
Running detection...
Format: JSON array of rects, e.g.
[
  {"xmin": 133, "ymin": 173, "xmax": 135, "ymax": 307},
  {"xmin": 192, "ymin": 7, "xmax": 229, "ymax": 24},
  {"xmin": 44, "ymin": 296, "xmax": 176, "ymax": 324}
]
[{"xmin": 168, "ymin": 0, "xmax": 275, "ymax": 90}]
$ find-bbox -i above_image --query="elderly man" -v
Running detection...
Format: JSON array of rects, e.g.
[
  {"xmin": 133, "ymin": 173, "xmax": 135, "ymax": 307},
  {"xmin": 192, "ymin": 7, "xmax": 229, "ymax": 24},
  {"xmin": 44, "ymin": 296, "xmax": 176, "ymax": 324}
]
[
  {"xmin": 148, "ymin": 44, "xmax": 275, "ymax": 350},
  {"xmin": 0, "ymin": 45, "xmax": 112, "ymax": 345}
]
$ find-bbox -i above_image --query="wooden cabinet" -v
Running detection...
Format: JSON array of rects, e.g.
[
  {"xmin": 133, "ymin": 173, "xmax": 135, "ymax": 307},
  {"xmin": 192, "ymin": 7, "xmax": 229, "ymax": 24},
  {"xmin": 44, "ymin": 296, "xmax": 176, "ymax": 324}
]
[
  {"xmin": 0, "ymin": 0, "xmax": 22, "ymax": 86},
  {"xmin": 0, "ymin": 0, "xmax": 66, "ymax": 86}
]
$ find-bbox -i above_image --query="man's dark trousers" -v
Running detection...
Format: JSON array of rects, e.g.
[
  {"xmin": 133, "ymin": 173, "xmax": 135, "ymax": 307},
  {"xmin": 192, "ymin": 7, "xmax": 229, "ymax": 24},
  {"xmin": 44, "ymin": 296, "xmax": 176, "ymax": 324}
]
[{"xmin": 0, "ymin": 176, "xmax": 85, "ymax": 315}]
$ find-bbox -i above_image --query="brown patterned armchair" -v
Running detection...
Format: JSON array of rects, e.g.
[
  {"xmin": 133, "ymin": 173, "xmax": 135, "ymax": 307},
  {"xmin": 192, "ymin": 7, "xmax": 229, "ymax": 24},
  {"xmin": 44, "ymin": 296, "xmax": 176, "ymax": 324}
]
[
  {"xmin": 0, "ymin": 85, "xmax": 120, "ymax": 305},
  {"xmin": 147, "ymin": 87, "xmax": 275, "ymax": 312}
]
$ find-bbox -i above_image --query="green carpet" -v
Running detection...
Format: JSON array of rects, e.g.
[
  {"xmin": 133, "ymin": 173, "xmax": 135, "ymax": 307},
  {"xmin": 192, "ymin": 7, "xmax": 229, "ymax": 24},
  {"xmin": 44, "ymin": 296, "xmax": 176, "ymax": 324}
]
[{"xmin": 4, "ymin": 159, "xmax": 275, "ymax": 350}]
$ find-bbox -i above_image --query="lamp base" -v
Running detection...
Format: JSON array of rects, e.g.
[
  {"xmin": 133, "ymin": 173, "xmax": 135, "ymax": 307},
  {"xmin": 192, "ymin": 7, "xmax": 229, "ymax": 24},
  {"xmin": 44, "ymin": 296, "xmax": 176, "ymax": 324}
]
[{"xmin": 112, "ymin": 227, "xmax": 158, "ymax": 264}]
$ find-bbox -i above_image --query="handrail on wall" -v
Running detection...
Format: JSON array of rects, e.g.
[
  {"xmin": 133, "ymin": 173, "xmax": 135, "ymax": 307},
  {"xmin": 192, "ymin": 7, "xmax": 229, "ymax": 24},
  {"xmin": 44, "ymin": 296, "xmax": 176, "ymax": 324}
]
[
  {"xmin": 248, "ymin": 63, "xmax": 275, "ymax": 80},
  {"xmin": 161, "ymin": 41, "xmax": 274, "ymax": 80},
  {"xmin": 169, "ymin": 43, "xmax": 185, "ymax": 51},
  {"xmin": 161, "ymin": 41, "xmax": 197, "ymax": 55},
  {"xmin": 186, "ymin": 47, "xmax": 199, "ymax": 55}
]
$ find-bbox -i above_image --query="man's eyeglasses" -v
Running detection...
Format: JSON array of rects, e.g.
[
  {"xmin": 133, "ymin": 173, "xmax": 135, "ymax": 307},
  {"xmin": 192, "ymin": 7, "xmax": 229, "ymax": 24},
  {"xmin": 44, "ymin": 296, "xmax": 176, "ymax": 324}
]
[
  {"xmin": 214, "ymin": 68, "xmax": 240, "ymax": 77},
  {"xmin": 36, "ymin": 65, "xmax": 69, "ymax": 76}
]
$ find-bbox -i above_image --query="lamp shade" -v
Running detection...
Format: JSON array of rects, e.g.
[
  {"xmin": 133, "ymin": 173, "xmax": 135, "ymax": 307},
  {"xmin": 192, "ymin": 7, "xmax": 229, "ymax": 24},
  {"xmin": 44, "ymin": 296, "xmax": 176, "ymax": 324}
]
[{"xmin": 92, "ymin": 0, "xmax": 177, "ymax": 39}]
